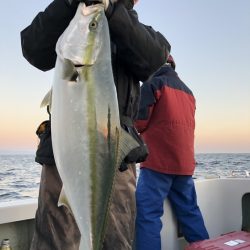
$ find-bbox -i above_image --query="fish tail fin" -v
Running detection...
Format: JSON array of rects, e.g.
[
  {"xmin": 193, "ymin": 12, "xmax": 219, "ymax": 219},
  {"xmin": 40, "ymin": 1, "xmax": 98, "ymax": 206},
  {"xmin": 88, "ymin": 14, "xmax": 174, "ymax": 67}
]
[
  {"xmin": 40, "ymin": 88, "xmax": 52, "ymax": 110},
  {"xmin": 58, "ymin": 186, "xmax": 73, "ymax": 214},
  {"xmin": 79, "ymin": 240, "xmax": 89, "ymax": 250},
  {"xmin": 116, "ymin": 127, "xmax": 140, "ymax": 167}
]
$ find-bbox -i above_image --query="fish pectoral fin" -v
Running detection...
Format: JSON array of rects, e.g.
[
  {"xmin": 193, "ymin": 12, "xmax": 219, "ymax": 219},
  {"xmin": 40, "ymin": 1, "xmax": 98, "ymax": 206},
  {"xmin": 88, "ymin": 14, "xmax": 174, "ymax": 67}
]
[
  {"xmin": 116, "ymin": 127, "xmax": 140, "ymax": 167},
  {"xmin": 63, "ymin": 59, "xmax": 82, "ymax": 82},
  {"xmin": 40, "ymin": 88, "xmax": 52, "ymax": 111},
  {"xmin": 58, "ymin": 187, "xmax": 72, "ymax": 213}
]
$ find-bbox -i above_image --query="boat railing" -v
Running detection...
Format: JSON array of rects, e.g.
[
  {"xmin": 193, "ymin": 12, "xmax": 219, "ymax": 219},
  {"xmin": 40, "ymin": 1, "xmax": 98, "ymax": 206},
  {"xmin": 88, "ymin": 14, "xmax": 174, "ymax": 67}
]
[{"xmin": 0, "ymin": 198, "xmax": 37, "ymax": 224}]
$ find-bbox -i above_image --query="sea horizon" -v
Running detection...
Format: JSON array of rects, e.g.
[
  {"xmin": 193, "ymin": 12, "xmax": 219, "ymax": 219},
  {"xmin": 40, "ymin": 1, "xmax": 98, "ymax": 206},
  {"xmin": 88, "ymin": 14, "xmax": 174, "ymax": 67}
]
[
  {"xmin": 0, "ymin": 150, "xmax": 249, "ymax": 155},
  {"xmin": 0, "ymin": 153, "xmax": 249, "ymax": 202}
]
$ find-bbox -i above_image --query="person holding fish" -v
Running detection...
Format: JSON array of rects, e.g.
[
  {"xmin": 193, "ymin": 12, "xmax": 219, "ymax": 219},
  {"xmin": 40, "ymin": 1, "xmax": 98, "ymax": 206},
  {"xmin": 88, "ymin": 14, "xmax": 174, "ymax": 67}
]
[
  {"xmin": 21, "ymin": 0, "xmax": 171, "ymax": 249},
  {"xmin": 135, "ymin": 55, "xmax": 209, "ymax": 250}
]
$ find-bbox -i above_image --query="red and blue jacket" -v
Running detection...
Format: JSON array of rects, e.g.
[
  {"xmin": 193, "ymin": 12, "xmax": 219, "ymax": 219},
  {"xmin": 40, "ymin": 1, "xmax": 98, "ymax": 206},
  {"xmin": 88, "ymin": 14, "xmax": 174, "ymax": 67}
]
[{"xmin": 135, "ymin": 65, "xmax": 196, "ymax": 175}]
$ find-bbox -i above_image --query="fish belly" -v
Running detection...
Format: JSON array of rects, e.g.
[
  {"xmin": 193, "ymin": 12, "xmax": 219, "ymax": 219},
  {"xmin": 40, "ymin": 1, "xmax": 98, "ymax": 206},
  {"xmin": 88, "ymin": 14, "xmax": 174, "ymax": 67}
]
[{"xmin": 51, "ymin": 56, "xmax": 120, "ymax": 250}]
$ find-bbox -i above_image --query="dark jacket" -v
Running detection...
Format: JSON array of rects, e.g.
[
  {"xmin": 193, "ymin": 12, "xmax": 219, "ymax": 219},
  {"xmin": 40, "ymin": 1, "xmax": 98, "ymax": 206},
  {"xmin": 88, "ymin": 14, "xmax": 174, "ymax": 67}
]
[
  {"xmin": 135, "ymin": 65, "xmax": 196, "ymax": 175},
  {"xmin": 21, "ymin": 0, "xmax": 170, "ymax": 123}
]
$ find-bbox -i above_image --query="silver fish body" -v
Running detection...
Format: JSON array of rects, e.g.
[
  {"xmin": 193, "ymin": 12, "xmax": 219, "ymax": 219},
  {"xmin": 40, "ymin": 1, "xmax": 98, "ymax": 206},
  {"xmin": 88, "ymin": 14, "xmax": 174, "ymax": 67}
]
[{"xmin": 50, "ymin": 3, "xmax": 138, "ymax": 250}]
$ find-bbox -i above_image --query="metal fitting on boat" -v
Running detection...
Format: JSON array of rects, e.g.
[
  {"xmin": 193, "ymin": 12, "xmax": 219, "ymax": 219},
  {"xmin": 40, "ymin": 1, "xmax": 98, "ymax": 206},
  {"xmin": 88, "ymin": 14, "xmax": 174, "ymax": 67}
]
[{"xmin": 0, "ymin": 239, "xmax": 12, "ymax": 250}]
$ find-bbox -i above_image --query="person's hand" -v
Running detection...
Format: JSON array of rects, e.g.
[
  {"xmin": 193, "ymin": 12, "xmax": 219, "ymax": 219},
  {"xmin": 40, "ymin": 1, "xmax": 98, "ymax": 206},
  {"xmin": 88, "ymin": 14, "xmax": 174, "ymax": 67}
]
[
  {"xmin": 67, "ymin": 0, "xmax": 134, "ymax": 10},
  {"xmin": 118, "ymin": 0, "xmax": 134, "ymax": 10},
  {"xmin": 101, "ymin": 0, "xmax": 135, "ymax": 11},
  {"xmin": 82, "ymin": 0, "xmax": 111, "ymax": 11},
  {"xmin": 119, "ymin": 161, "xmax": 128, "ymax": 172},
  {"xmin": 105, "ymin": 0, "xmax": 135, "ymax": 10}
]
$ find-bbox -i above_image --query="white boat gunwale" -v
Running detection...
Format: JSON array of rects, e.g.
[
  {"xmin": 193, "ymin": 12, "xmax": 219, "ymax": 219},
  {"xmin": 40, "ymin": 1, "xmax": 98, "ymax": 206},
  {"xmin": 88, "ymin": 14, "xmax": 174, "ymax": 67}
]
[{"xmin": 0, "ymin": 177, "xmax": 250, "ymax": 249}]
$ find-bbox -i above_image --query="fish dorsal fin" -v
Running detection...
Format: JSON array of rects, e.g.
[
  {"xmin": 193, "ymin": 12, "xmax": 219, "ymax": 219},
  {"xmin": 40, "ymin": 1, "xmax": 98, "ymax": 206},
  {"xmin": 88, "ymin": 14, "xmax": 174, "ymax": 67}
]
[
  {"xmin": 116, "ymin": 127, "xmax": 140, "ymax": 167},
  {"xmin": 40, "ymin": 88, "xmax": 52, "ymax": 110},
  {"xmin": 58, "ymin": 186, "xmax": 72, "ymax": 213}
]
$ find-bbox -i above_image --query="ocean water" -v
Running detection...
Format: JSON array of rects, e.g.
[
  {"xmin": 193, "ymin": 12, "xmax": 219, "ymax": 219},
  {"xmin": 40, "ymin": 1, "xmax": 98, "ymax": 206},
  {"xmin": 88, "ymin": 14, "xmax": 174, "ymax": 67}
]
[
  {"xmin": 0, "ymin": 154, "xmax": 41, "ymax": 202},
  {"xmin": 0, "ymin": 153, "xmax": 249, "ymax": 202}
]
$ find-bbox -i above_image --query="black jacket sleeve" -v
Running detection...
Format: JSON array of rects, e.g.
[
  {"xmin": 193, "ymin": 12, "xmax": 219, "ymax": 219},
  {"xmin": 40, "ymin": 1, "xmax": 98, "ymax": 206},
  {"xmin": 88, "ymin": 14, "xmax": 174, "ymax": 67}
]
[
  {"xmin": 21, "ymin": 1, "xmax": 170, "ymax": 78},
  {"xmin": 21, "ymin": 0, "xmax": 78, "ymax": 71},
  {"xmin": 108, "ymin": 3, "xmax": 171, "ymax": 81}
]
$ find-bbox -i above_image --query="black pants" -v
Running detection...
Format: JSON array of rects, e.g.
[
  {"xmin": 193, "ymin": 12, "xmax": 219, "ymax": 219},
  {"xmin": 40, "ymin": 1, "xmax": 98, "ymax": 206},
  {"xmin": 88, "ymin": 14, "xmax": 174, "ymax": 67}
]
[{"xmin": 30, "ymin": 164, "xmax": 136, "ymax": 250}]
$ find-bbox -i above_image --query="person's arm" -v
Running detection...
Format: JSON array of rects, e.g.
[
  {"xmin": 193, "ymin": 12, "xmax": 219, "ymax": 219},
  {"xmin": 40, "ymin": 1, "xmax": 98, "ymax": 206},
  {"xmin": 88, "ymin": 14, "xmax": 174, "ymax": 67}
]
[
  {"xmin": 108, "ymin": 3, "xmax": 171, "ymax": 81},
  {"xmin": 134, "ymin": 81, "xmax": 161, "ymax": 133},
  {"xmin": 20, "ymin": 0, "xmax": 78, "ymax": 71},
  {"xmin": 134, "ymin": 106, "xmax": 153, "ymax": 133},
  {"xmin": 21, "ymin": 0, "xmax": 170, "ymax": 77}
]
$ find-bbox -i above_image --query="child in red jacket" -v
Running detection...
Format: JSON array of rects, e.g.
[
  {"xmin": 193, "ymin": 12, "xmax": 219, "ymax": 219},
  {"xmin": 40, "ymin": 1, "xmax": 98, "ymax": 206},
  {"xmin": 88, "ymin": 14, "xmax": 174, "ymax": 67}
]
[{"xmin": 135, "ymin": 56, "xmax": 209, "ymax": 250}]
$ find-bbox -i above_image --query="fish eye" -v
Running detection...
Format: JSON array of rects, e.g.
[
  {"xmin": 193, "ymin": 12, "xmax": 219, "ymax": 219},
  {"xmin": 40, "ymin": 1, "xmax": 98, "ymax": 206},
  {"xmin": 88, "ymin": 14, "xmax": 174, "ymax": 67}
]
[{"xmin": 89, "ymin": 21, "xmax": 98, "ymax": 30}]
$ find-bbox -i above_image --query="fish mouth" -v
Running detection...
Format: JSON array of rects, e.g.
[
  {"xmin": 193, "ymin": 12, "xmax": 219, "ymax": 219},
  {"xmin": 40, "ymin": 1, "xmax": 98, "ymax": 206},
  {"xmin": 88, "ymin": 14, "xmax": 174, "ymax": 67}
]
[
  {"xmin": 75, "ymin": 63, "xmax": 94, "ymax": 69},
  {"xmin": 75, "ymin": 64, "xmax": 85, "ymax": 68},
  {"xmin": 63, "ymin": 60, "xmax": 94, "ymax": 81}
]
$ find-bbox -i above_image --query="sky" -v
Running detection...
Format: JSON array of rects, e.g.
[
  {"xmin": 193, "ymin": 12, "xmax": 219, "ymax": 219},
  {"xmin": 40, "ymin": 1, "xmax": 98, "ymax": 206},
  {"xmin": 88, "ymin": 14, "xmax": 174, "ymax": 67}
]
[{"xmin": 0, "ymin": 0, "xmax": 249, "ymax": 154}]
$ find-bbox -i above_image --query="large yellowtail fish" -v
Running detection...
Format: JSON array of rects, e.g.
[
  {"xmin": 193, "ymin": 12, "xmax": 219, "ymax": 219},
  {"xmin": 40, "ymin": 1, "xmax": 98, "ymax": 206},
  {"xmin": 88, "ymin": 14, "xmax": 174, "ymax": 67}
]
[{"xmin": 46, "ymin": 3, "xmax": 139, "ymax": 250}]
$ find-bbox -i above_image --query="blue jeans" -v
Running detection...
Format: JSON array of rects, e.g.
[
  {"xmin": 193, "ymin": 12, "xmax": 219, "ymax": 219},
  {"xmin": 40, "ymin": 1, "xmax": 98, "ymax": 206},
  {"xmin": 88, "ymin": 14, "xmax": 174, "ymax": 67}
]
[{"xmin": 135, "ymin": 168, "xmax": 209, "ymax": 250}]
